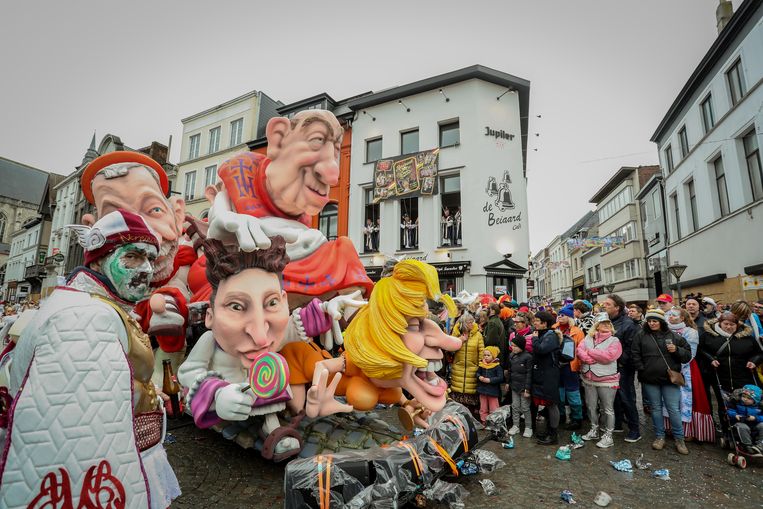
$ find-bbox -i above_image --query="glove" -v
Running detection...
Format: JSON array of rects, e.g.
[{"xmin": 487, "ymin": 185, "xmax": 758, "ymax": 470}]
[
  {"xmin": 320, "ymin": 290, "xmax": 367, "ymax": 349},
  {"xmin": 214, "ymin": 382, "xmax": 254, "ymax": 421}
]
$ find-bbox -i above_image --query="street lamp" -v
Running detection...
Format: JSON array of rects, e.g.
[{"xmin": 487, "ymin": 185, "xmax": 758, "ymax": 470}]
[{"xmin": 668, "ymin": 261, "xmax": 688, "ymax": 304}]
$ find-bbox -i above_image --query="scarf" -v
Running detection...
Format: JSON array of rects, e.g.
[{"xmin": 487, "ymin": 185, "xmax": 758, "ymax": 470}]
[
  {"xmin": 515, "ymin": 325, "xmax": 531, "ymax": 337},
  {"xmin": 668, "ymin": 321, "xmax": 686, "ymax": 333},
  {"xmin": 714, "ymin": 322, "xmax": 732, "ymax": 338},
  {"xmin": 479, "ymin": 360, "xmax": 500, "ymax": 369},
  {"xmin": 558, "ymin": 322, "xmax": 570, "ymax": 334},
  {"xmin": 594, "ymin": 330, "xmax": 612, "ymax": 344}
]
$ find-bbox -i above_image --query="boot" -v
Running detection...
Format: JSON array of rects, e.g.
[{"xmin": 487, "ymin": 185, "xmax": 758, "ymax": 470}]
[
  {"xmin": 536, "ymin": 427, "xmax": 558, "ymax": 445},
  {"xmin": 675, "ymin": 439, "xmax": 689, "ymax": 455}
]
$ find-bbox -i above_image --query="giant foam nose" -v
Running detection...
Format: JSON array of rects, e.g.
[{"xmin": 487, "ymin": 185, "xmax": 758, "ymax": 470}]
[{"xmin": 315, "ymin": 148, "xmax": 340, "ymax": 186}]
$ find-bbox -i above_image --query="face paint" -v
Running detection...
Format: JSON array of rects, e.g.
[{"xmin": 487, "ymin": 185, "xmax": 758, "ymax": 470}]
[{"xmin": 102, "ymin": 242, "xmax": 157, "ymax": 302}]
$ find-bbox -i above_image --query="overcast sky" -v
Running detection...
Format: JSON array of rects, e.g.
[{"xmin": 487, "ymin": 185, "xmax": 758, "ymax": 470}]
[{"xmin": 0, "ymin": 0, "xmax": 738, "ymax": 252}]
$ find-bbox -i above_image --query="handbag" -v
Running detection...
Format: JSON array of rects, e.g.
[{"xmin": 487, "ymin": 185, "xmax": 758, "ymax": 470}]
[{"xmin": 650, "ymin": 334, "xmax": 685, "ymax": 386}]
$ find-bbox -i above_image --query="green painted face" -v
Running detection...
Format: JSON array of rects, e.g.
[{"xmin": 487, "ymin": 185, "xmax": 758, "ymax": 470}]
[{"xmin": 102, "ymin": 242, "xmax": 158, "ymax": 302}]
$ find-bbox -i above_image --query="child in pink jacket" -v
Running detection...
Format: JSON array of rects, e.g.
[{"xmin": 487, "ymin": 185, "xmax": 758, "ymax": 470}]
[{"xmin": 577, "ymin": 312, "xmax": 622, "ymax": 449}]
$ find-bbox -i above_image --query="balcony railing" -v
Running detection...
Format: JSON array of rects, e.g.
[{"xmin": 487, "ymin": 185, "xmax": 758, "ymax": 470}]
[{"xmin": 24, "ymin": 264, "xmax": 44, "ymax": 279}]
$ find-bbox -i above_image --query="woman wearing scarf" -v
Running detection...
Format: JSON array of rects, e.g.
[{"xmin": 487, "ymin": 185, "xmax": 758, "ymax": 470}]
[
  {"xmin": 450, "ymin": 312, "xmax": 485, "ymax": 416},
  {"xmin": 665, "ymin": 308, "xmax": 715, "ymax": 443}
]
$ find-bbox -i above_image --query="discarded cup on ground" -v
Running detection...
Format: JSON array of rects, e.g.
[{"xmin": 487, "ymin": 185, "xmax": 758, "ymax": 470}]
[
  {"xmin": 502, "ymin": 437, "xmax": 514, "ymax": 449},
  {"xmin": 555, "ymin": 445, "xmax": 571, "ymax": 461},
  {"xmin": 635, "ymin": 453, "xmax": 651, "ymax": 470},
  {"xmin": 560, "ymin": 490, "xmax": 577, "ymax": 504},
  {"xmin": 593, "ymin": 491, "xmax": 612, "ymax": 507},
  {"xmin": 570, "ymin": 432, "xmax": 585, "ymax": 449},
  {"xmin": 479, "ymin": 479, "xmax": 498, "ymax": 496}
]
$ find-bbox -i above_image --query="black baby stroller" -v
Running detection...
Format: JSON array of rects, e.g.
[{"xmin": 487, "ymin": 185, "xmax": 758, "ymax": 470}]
[{"xmin": 715, "ymin": 371, "xmax": 763, "ymax": 469}]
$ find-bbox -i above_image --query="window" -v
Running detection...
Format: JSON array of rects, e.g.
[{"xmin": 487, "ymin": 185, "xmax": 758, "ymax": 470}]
[
  {"xmin": 671, "ymin": 193, "xmax": 681, "ymax": 240},
  {"xmin": 700, "ymin": 95, "xmax": 715, "ymax": 134},
  {"xmin": 651, "ymin": 190, "xmax": 661, "ymax": 220},
  {"xmin": 440, "ymin": 174, "xmax": 461, "ymax": 247},
  {"xmin": 188, "ymin": 134, "xmax": 200, "ymax": 160},
  {"xmin": 363, "ymin": 188, "xmax": 380, "ymax": 253},
  {"xmin": 602, "ymin": 222, "xmax": 637, "ymax": 253},
  {"xmin": 595, "ymin": 264, "xmax": 601, "ymax": 282},
  {"xmin": 743, "ymin": 128, "xmax": 762, "ymax": 201},
  {"xmin": 0, "ymin": 264, "xmax": 5, "ymax": 286},
  {"xmin": 726, "ymin": 58, "xmax": 746, "ymax": 106},
  {"xmin": 678, "ymin": 126, "xmax": 689, "ymax": 158},
  {"xmin": 587, "ymin": 267, "xmax": 593, "ymax": 283},
  {"xmin": 318, "ymin": 203, "xmax": 338, "ymax": 241},
  {"xmin": 399, "ymin": 197, "xmax": 419, "ymax": 250},
  {"xmin": 0, "ymin": 212, "xmax": 6, "ymax": 243},
  {"xmin": 204, "ymin": 165, "xmax": 217, "ymax": 188},
  {"xmin": 714, "ymin": 156, "xmax": 730, "ymax": 217},
  {"xmin": 664, "ymin": 144, "xmax": 674, "ymax": 173},
  {"xmin": 597, "ymin": 186, "xmax": 633, "ymax": 222},
  {"xmin": 605, "ymin": 260, "xmax": 640, "ymax": 284},
  {"xmin": 439, "ymin": 120, "xmax": 460, "ymax": 147},
  {"xmin": 686, "ymin": 180, "xmax": 698, "ymax": 232},
  {"xmin": 209, "ymin": 127, "xmax": 221, "ymax": 154},
  {"xmin": 366, "ymin": 137, "xmax": 382, "ymax": 163},
  {"xmin": 401, "ymin": 129, "xmax": 419, "ymax": 155},
  {"xmin": 184, "ymin": 170, "xmax": 197, "ymax": 201},
  {"xmin": 230, "ymin": 118, "xmax": 244, "ymax": 146}
]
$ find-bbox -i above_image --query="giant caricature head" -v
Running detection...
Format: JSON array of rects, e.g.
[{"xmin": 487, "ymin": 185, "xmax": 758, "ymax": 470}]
[
  {"xmin": 203, "ymin": 237, "xmax": 291, "ymax": 369},
  {"xmin": 81, "ymin": 152, "xmax": 186, "ymax": 285},
  {"xmin": 263, "ymin": 110, "xmax": 343, "ymax": 216},
  {"xmin": 343, "ymin": 260, "xmax": 461, "ymax": 412}
]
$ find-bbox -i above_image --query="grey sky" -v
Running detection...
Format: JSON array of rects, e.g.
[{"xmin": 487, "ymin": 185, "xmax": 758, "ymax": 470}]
[{"xmin": 0, "ymin": 0, "xmax": 737, "ymax": 253}]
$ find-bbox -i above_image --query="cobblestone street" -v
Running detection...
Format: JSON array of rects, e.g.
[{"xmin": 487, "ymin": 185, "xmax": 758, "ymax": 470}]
[{"xmin": 165, "ymin": 409, "xmax": 762, "ymax": 509}]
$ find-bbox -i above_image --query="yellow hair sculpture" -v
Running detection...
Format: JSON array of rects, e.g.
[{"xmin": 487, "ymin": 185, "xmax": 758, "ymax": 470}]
[{"xmin": 344, "ymin": 259, "xmax": 456, "ymax": 380}]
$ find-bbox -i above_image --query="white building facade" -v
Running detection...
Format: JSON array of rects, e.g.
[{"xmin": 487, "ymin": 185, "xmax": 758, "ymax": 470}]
[
  {"xmin": 651, "ymin": 0, "xmax": 763, "ymax": 302},
  {"xmin": 346, "ymin": 66, "xmax": 531, "ymax": 298},
  {"xmin": 176, "ymin": 90, "xmax": 281, "ymax": 218}
]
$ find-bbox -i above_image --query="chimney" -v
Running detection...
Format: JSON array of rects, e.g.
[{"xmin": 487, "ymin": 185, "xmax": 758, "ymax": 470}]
[{"xmin": 716, "ymin": 0, "xmax": 734, "ymax": 34}]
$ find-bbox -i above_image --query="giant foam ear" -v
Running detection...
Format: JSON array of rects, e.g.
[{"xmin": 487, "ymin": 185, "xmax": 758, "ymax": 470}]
[
  {"xmin": 265, "ymin": 117, "xmax": 291, "ymax": 160},
  {"xmin": 170, "ymin": 195, "xmax": 186, "ymax": 234}
]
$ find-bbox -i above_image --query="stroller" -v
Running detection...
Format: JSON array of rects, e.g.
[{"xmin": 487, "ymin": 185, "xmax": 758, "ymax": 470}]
[{"xmin": 715, "ymin": 372, "xmax": 763, "ymax": 469}]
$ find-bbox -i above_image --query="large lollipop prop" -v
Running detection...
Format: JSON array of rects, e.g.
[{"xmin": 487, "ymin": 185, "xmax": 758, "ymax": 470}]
[{"xmin": 242, "ymin": 351, "xmax": 290, "ymax": 400}]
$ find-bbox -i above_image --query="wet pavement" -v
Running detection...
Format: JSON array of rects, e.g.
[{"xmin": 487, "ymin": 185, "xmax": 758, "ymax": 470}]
[{"xmin": 164, "ymin": 410, "xmax": 763, "ymax": 508}]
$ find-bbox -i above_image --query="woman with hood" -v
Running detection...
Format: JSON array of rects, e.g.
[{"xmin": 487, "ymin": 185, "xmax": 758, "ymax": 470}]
[
  {"xmin": 632, "ymin": 308, "xmax": 692, "ymax": 455},
  {"xmin": 450, "ymin": 312, "xmax": 485, "ymax": 415},
  {"xmin": 665, "ymin": 308, "xmax": 715, "ymax": 443},
  {"xmin": 698, "ymin": 311, "xmax": 763, "ymax": 433}
]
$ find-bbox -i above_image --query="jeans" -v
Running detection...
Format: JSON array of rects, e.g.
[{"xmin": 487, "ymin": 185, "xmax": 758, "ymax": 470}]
[
  {"xmin": 583, "ymin": 384, "xmax": 617, "ymax": 432},
  {"xmin": 642, "ymin": 383, "xmax": 683, "ymax": 440},
  {"xmin": 614, "ymin": 366, "xmax": 640, "ymax": 433},
  {"xmin": 734, "ymin": 421, "xmax": 763, "ymax": 446},
  {"xmin": 511, "ymin": 390, "xmax": 532, "ymax": 428}
]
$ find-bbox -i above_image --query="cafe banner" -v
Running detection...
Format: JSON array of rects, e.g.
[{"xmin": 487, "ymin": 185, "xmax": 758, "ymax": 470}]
[{"xmin": 373, "ymin": 148, "xmax": 439, "ymax": 203}]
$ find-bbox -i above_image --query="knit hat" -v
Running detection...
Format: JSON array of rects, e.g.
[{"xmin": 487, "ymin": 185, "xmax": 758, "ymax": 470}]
[
  {"xmin": 644, "ymin": 308, "xmax": 668, "ymax": 325},
  {"xmin": 702, "ymin": 297, "xmax": 717, "ymax": 307},
  {"xmin": 511, "ymin": 335, "xmax": 526, "ymax": 350},
  {"xmin": 740, "ymin": 384, "xmax": 762, "ymax": 405},
  {"xmin": 559, "ymin": 304, "xmax": 575, "ymax": 318},
  {"xmin": 68, "ymin": 210, "xmax": 160, "ymax": 266},
  {"xmin": 484, "ymin": 346, "xmax": 500, "ymax": 359},
  {"xmin": 510, "ymin": 300, "xmax": 519, "ymax": 308},
  {"xmin": 656, "ymin": 293, "xmax": 673, "ymax": 304}
]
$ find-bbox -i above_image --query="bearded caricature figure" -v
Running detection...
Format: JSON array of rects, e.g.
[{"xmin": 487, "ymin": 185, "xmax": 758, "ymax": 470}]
[
  {"xmin": 81, "ymin": 151, "xmax": 194, "ymax": 383},
  {"xmin": 178, "ymin": 237, "xmax": 359, "ymax": 462},
  {"xmin": 192, "ymin": 110, "xmax": 373, "ymax": 316},
  {"xmin": 281, "ymin": 259, "xmax": 462, "ymax": 428},
  {"xmin": 0, "ymin": 210, "xmax": 180, "ymax": 509}
]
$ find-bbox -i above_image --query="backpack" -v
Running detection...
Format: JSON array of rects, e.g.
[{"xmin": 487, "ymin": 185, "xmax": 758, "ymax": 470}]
[{"xmin": 559, "ymin": 334, "xmax": 576, "ymax": 364}]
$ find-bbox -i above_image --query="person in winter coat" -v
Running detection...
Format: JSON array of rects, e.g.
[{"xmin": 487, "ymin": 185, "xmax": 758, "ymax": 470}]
[
  {"xmin": 553, "ymin": 304, "xmax": 585, "ymax": 430},
  {"xmin": 573, "ymin": 299, "xmax": 595, "ymax": 336},
  {"xmin": 450, "ymin": 312, "xmax": 485, "ymax": 413},
  {"xmin": 731, "ymin": 300, "xmax": 762, "ymax": 343},
  {"xmin": 726, "ymin": 384, "xmax": 763, "ymax": 454},
  {"xmin": 484, "ymin": 303, "xmax": 507, "ymax": 365},
  {"xmin": 507, "ymin": 335, "xmax": 533, "ymax": 438},
  {"xmin": 603, "ymin": 294, "xmax": 641, "ymax": 443},
  {"xmin": 531, "ymin": 311, "xmax": 563, "ymax": 445},
  {"xmin": 698, "ymin": 311, "xmax": 762, "ymax": 432},
  {"xmin": 509, "ymin": 312, "xmax": 534, "ymax": 353},
  {"xmin": 632, "ymin": 308, "xmax": 693, "ymax": 455},
  {"xmin": 476, "ymin": 346, "xmax": 504, "ymax": 424},
  {"xmin": 578, "ymin": 312, "xmax": 622, "ymax": 449}
]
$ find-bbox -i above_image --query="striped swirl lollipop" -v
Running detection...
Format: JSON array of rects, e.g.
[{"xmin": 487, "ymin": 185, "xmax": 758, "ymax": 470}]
[{"xmin": 248, "ymin": 352, "xmax": 290, "ymax": 400}]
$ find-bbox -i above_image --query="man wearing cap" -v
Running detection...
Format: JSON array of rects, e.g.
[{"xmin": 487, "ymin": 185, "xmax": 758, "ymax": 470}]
[
  {"xmin": 80, "ymin": 151, "xmax": 193, "ymax": 382},
  {"xmin": 656, "ymin": 294, "xmax": 674, "ymax": 313},
  {"xmin": 1, "ymin": 210, "xmax": 180, "ymax": 509}
]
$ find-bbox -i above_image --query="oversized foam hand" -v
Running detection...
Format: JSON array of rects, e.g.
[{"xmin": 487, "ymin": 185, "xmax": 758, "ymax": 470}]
[
  {"xmin": 207, "ymin": 190, "xmax": 298, "ymax": 251},
  {"xmin": 305, "ymin": 368, "xmax": 353, "ymax": 418},
  {"xmin": 320, "ymin": 291, "xmax": 367, "ymax": 349},
  {"xmin": 214, "ymin": 382, "xmax": 255, "ymax": 421}
]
